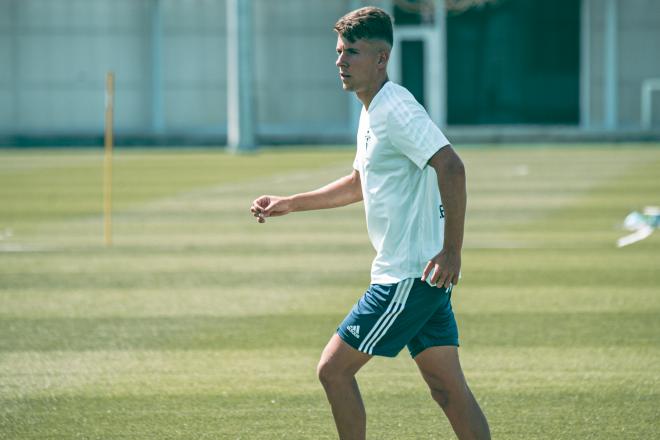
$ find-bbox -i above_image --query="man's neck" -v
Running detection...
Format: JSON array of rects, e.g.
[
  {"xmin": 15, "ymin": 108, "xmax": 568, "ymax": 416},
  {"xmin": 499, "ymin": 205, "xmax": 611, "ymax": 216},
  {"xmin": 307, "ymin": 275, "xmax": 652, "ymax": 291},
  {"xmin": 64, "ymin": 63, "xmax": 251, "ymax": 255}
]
[{"xmin": 356, "ymin": 76, "xmax": 389, "ymax": 110}]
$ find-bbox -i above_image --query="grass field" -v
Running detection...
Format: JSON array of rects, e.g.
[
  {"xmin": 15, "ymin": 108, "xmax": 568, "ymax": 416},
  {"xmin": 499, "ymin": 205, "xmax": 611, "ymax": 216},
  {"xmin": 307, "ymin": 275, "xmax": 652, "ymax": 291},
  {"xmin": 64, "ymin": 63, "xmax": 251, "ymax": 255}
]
[{"xmin": 1, "ymin": 144, "xmax": 659, "ymax": 439}]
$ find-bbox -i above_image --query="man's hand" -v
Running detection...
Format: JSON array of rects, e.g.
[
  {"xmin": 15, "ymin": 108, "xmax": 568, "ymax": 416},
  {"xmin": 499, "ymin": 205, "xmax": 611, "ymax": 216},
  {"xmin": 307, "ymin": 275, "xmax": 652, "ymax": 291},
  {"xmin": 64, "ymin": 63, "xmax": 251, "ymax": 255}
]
[
  {"xmin": 421, "ymin": 248, "xmax": 461, "ymax": 289},
  {"xmin": 250, "ymin": 195, "xmax": 293, "ymax": 223}
]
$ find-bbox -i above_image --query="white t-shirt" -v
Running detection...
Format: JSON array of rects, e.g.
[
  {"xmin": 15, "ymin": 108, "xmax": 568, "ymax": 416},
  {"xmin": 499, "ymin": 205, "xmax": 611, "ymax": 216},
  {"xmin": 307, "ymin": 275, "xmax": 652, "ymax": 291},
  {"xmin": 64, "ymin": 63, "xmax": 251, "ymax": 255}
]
[{"xmin": 353, "ymin": 81, "xmax": 450, "ymax": 284}]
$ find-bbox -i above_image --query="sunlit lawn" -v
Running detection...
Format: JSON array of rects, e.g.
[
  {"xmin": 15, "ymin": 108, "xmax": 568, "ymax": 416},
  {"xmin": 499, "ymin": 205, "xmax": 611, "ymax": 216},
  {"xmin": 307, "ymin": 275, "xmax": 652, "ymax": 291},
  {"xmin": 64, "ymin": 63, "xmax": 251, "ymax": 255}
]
[{"xmin": 1, "ymin": 145, "xmax": 659, "ymax": 439}]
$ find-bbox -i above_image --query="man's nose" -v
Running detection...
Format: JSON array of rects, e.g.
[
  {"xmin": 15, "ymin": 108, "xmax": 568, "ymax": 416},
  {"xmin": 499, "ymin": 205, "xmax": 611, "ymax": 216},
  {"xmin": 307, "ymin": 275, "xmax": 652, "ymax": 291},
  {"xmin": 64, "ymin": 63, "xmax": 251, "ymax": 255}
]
[{"xmin": 336, "ymin": 53, "xmax": 347, "ymax": 68}]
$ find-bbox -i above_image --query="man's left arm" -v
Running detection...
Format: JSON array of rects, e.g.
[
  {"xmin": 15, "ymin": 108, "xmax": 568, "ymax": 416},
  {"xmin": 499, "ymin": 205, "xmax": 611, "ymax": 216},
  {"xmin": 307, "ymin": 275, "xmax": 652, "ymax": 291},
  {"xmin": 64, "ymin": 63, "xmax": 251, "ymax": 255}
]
[{"xmin": 421, "ymin": 145, "xmax": 466, "ymax": 289}]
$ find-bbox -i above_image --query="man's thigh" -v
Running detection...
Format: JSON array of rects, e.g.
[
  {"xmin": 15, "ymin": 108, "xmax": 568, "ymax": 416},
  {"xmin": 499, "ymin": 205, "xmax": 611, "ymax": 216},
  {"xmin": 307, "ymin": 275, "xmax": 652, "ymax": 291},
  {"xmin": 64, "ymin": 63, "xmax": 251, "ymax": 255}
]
[
  {"xmin": 318, "ymin": 334, "xmax": 372, "ymax": 376},
  {"xmin": 414, "ymin": 345, "xmax": 467, "ymax": 389}
]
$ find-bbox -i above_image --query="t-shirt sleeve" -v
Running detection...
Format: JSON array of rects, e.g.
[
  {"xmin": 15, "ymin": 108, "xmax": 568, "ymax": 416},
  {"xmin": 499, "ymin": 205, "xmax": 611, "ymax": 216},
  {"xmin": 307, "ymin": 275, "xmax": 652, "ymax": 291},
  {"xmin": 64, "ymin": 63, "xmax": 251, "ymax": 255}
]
[{"xmin": 387, "ymin": 102, "xmax": 450, "ymax": 170}]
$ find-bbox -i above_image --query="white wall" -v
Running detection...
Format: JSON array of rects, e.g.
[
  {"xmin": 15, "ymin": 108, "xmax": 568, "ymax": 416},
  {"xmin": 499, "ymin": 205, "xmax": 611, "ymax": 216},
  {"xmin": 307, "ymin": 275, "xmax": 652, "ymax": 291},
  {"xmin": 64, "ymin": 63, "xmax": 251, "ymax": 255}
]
[
  {"xmin": 253, "ymin": 0, "xmax": 352, "ymax": 137},
  {"xmin": 618, "ymin": 0, "xmax": 660, "ymax": 128},
  {"xmin": 0, "ymin": 0, "xmax": 152, "ymax": 133},
  {"xmin": 0, "ymin": 0, "xmax": 355, "ymax": 138},
  {"xmin": 586, "ymin": 0, "xmax": 660, "ymax": 129},
  {"xmin": 161, "ymin": 0, "xmax": 226, "ymax": 132}
]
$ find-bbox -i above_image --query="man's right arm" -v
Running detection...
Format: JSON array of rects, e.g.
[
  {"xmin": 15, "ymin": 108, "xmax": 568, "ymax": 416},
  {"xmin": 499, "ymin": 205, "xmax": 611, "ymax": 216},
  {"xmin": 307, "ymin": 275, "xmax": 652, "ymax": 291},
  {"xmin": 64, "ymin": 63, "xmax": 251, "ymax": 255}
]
[{"xmin": 250, "ymin": 169, "xmax": 362, "ymax": 223}]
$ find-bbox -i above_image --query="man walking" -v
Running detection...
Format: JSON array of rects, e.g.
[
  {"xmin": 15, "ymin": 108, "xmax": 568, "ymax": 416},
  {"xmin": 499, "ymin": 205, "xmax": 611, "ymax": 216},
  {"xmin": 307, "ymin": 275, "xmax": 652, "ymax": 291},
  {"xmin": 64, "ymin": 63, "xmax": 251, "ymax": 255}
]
[{"xmin": 250, "ymin": 7, "xmax": 490, "ymax": 439}]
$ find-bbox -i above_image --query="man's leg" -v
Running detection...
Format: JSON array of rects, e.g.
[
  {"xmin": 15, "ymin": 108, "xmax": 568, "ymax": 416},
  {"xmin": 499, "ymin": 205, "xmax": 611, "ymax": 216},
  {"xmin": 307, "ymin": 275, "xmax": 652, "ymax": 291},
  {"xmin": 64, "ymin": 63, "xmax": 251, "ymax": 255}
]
[
  {"xmin": 414, "ymin": 345, "xmax": 490, "ymax": 440},
  {"xmin": 317, "ymin": 333, "xmax": 372, "ymax": 440}
]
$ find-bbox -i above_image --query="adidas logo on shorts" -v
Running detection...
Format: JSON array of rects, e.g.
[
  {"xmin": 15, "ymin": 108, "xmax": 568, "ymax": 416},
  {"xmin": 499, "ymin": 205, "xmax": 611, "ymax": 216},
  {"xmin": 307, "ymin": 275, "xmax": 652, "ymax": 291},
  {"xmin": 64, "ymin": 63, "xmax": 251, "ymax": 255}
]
[{"xmin": 346, "ymin": 325, "xmax": 360, "ymax": 339}]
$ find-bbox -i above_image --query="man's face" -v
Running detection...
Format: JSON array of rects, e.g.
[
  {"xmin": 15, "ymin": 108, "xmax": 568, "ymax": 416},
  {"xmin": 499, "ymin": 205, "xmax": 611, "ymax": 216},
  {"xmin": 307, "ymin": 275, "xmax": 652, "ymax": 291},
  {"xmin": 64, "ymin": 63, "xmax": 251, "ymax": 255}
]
[{"xmin": 335, "ymin": 36, "xmax": 384, "ymax": 93}]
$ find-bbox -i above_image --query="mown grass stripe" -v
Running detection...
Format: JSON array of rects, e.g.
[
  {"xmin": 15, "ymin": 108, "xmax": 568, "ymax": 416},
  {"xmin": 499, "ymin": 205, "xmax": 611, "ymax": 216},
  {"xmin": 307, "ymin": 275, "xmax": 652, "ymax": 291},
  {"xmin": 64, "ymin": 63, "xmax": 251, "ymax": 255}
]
[{"xmin": 1, "ymin": 146, "xmax": 659, "ymax": 439}]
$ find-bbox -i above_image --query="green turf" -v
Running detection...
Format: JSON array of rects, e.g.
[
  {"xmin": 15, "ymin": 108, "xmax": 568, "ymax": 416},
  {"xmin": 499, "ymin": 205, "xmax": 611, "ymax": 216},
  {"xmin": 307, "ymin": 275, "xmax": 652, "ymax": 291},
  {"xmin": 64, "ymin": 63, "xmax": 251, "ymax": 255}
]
[{"xmin": 1, "ymin": 145, "xmax": 659, "ymax": 439}]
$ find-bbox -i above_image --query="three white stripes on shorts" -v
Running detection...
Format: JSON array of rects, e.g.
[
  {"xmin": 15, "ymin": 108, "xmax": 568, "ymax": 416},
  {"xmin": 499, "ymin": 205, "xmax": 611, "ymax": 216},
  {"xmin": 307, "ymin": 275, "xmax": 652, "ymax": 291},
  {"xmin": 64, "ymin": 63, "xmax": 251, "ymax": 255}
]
[{"xmin": 358, "ymin": 278, "xmax": 414, "ymax": 355}]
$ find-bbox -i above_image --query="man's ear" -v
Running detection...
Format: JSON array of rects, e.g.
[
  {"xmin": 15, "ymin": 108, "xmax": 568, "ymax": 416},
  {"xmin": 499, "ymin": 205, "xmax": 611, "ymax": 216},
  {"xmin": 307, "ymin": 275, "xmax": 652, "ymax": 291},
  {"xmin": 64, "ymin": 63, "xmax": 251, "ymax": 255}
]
[{"xmin": 378, "ymin": 50, "xmax": 390, "ymax": 66}]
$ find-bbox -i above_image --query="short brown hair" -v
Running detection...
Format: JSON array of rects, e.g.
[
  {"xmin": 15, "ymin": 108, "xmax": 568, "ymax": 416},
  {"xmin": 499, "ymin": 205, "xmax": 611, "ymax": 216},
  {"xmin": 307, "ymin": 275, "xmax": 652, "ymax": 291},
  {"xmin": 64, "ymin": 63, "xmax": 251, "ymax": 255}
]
[{"xmin": 334, "ymin": 7, "xmax": 393, "ymax": 46}]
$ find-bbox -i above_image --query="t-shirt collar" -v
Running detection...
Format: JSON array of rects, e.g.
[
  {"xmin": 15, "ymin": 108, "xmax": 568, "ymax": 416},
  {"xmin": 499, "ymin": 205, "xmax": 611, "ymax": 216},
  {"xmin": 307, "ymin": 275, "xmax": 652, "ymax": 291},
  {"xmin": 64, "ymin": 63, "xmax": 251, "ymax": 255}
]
[{"xmin": 366, "ymin": 80, "xmax": 390, "ymax": 112}]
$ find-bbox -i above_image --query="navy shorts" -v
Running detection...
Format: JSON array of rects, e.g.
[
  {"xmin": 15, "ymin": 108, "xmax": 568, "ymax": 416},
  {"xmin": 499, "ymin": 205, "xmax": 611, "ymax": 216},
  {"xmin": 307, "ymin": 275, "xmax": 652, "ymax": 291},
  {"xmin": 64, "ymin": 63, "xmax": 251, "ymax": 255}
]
[{"xmin": 337, "ymin": 278, "xmax": 459, "ymax": 358}]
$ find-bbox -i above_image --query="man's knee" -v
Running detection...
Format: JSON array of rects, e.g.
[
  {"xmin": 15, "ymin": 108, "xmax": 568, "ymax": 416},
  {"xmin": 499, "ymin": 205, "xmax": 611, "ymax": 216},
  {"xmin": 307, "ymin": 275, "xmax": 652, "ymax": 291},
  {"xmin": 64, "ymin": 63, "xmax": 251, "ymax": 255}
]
[
  {"xmin": 429, "ymin": 384, "xmax": 451, "ymax": 408},
  {"xmin": 317, "ymin": 359, "xmax": 351, "ymax": 387},
  {"xmin": 424, "ymin": 374, "xmax": 467, "ymax": 409},
  {"xmin": 316, "ymin": 359, "xmax": 337, "ymax": 386}
]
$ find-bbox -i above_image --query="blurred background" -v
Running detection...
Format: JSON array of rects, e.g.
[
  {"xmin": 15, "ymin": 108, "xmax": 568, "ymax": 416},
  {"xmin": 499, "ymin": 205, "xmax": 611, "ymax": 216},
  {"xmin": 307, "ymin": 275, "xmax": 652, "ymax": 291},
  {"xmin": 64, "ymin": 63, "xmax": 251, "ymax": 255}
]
[
  {"xmin": 1, "ymin": 2, "xmax": 659, "ymax": 439},
  {"xmin": 1, "ymin": 0, "xmax": 659, "ymax": 148}
]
